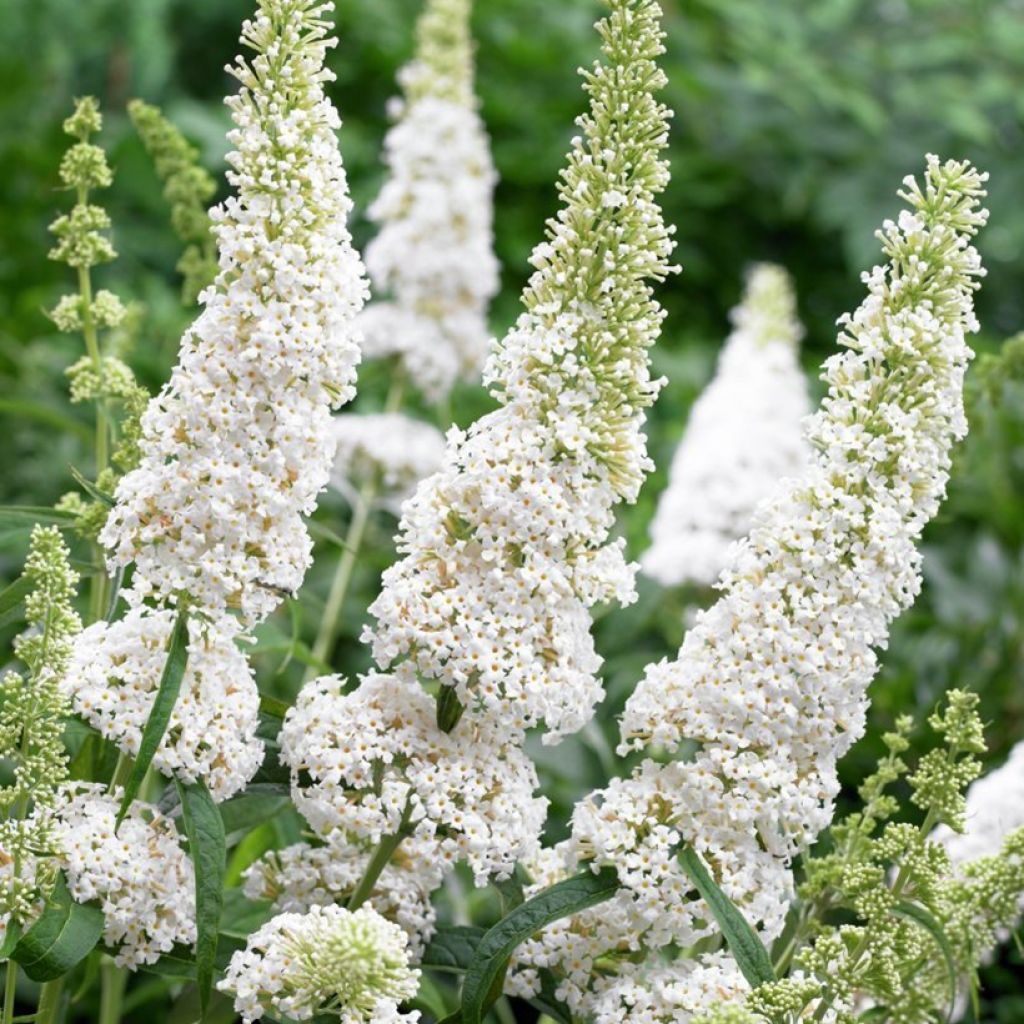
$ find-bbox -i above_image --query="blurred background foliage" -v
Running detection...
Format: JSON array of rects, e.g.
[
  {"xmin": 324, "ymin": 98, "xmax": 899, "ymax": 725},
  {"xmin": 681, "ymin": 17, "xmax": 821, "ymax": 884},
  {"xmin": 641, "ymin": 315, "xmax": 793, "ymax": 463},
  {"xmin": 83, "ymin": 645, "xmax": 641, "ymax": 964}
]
[{"xmin": 1, "ymin": 0, "xmax": 1024, "ymax": 1017}]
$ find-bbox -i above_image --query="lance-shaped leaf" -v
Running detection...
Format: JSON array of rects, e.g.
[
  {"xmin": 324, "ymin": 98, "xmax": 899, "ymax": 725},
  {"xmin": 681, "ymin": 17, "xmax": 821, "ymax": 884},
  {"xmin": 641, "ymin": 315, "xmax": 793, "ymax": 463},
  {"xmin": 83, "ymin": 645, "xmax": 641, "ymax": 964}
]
[
  {"xmin": 677, "ymin": 845, "xmax": 776, "ymax": 989},
  {"xmin": 461, "ymin": 867, "xmax": 619, "ymax": 1024},
  {"xmin": 893, "ymin": 901, "xmax": 958, "ymax": 1022},
  {"xmin": 0, "ymin": 575, "xmax": 31, "ymax": 628},
  {"xmin": 421, "ymin": 926, "xmax": 485, "ymax": 974},
  {"xmin": 0, "ymin": 506, "xmax": 78, "ymax": 529},
  {"xmin": 176, "ymin": 778, "xmax": 226, "ymax": 1017},
  {"xmin": 115, "ymin": 608, "xmax": 190, "ymax": 826},
  {"xmin": 12, "ymin": 875, "xmax": 104, "ymax": 982}
]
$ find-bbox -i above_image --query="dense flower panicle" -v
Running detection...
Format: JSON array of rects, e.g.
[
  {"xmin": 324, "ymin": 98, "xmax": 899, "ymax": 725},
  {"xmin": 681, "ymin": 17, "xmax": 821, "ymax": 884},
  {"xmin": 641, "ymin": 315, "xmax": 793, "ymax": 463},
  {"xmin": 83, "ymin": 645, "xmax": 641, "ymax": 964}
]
[
  {"xmin": 330, "ymin": 412, "xmax": 446, "ymax": 515},
  {"xmin": 56, "ymin": 785, "xmax": 196, "ymax": 968},
  {"xmin": 935, "ymin": 740, "xmax": 1024, "ymax": 865},
  {"xmin": 516, "ymin": 156, "xmax": 988, "ymax": 1018},
  {"xmin": 642, "ymin": 264, "xmax": 811, "ymax": 587},
  {"xmin": 62, "ymin": 608, "xmax": 263, "ymax": 801},
  {"xmin": 101, "ymin": 0, "xmax": 368, "ymax": 626},
  {"xmin": 218, "ymin": 904, "xmax": 420, "ymax": 1023},
  {"xmin": 0, "ymin": 527, "xmax": 81, "ymax": 937},
  {"xmin": 244, "ymin": 834, "xmax": 442, "ymax": 956},
  {"xmin": 281, "ymin": 671, "xmax": 546, "ymax": 884},
  {"xmin": 366, "ymin": 0, "xmax": 676, "ymax": 737},
  {"xmin": 360, "ymin": 0, "xmax": 498, "ymax": 396}
]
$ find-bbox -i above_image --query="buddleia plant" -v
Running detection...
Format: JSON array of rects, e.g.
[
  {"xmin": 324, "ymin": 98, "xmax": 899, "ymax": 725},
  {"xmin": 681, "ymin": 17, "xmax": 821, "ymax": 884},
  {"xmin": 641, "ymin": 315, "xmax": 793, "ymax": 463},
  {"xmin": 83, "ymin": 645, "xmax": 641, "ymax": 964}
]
[{"xmin": 0, "ymin": 527, "xmax": 81, "ymax": 942}]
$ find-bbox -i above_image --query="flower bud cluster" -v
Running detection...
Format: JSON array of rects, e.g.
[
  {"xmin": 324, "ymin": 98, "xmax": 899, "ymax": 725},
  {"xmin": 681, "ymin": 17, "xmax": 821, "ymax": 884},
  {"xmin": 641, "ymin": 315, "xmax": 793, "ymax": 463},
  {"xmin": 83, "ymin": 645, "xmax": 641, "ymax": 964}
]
[{"xmin": 218, "ymin": 904, "xmax": 420, "ymax": 1023}]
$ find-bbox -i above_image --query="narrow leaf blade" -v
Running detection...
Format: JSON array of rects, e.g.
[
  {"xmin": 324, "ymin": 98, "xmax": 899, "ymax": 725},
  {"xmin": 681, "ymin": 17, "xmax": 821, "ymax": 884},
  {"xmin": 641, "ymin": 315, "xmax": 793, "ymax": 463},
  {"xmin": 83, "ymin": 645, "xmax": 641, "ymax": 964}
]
[
  {"xmin": 0, "ymin": 575, "xmax": 31, "ymax": 629},
  {"xmin": 893, "ymin": 900, "xmax": 958, "ymax": 1021},
  {"xmin": 461, "ymin": 867, "xmax": 619, "ymax": 1024},
  {"xmin": 176, "ymin": 779, "xmax": 226, "ymax": 1017},
  {"xmin": 12, "ymin": 875, "xmax": 104, "ymax": 982},
  {"xmin": 116, "ymin": 608, "xmax": 190, "ymax": 825},
  {"xmin": 677, "ymin": 845, "xmax": 776, "ymax": 989},
  {"xmin": 0, "ymin": 506, "xmax": 78, "ymax": 529},
  {"xmin": 421, "ymin": 926, "xmax": 485, "ymax": 973}
]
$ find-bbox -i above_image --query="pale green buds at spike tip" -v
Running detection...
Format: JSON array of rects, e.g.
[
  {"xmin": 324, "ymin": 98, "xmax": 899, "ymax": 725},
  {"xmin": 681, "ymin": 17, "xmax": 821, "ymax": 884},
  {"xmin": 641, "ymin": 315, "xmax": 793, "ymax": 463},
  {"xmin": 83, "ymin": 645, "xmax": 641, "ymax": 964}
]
[{"xmin": 402, "ymin": 0, "xmax": 475, "ymax": 107}]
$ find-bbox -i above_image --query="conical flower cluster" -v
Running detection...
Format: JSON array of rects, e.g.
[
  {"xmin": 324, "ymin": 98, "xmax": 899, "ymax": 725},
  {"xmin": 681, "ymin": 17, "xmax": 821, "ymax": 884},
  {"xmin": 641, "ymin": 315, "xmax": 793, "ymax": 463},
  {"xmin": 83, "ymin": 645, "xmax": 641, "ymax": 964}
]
[
  {"xmin": 513, "ymin": 156, "xmax": 989, "ymax": 1022},
  {"xmin": 642, "ymin": 263, "xmax": 811, "ymax": 587},
  {"xmin": 359, "ymin": 0, "xmax": 498, "ymax": 399},
  {"xmin": 100, "ymin": 0, "xmax": 367, "ymax": 627},
  {"xmin": 281, "ymin": 0, "xmax": 675, "ymax": 914},
  {"xmin": 364, "ymin": 0, "xmax": 676, "ymax": 739},
  {"xmin": 61, "ymin": 0, "xmax": 368, "ymax": 806}
]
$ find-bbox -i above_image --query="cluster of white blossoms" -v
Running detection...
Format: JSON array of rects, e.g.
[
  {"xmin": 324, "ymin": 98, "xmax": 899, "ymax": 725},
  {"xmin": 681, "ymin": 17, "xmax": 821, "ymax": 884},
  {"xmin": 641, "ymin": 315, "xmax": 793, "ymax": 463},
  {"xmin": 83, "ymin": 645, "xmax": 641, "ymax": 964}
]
[
  {"xmin": 359, "ymin": 0, "xmax": 498, "ymax": 399},
  {"xmin": 330, "ymin": 412, "xmax": 446, "ymax": 515},
  {"xmin": 244, "ymin": 833, "xmax": 442, "ymax": 956},
  {"xmin": 61, "ymin": 608, "xmax": 263, "ymax": 801},
  {"xmin": 280, "ymin": 671, "xmax": 547, "ymax": 884},
  {"xmin": 100, "ymin": 0, "xmax": 367, "ymax": 625},
  {"xmin": 55, "ymin": 784, "xmax": 196, "ymax": 968},
  {"xmin": 512, "ymin": 156, "xmax": 989, "ymax": 1021},
  {"xmin": 55, "ymin": 1, "xmax": 367, "ymax": 817},
  {"xmin": 642, "ymin": 263, "xmax": 811, "ymax": 587},
  {"xmin": 935, "ymin": 740, "xmax": 1024, "ymax": 865},
  {"xmin": 219, "ymin": 904, "xmax": 420, "ymax": 1024},
  {"xmin": 365, "ymin": 0, "xmax": 676, "ymax": 739}
]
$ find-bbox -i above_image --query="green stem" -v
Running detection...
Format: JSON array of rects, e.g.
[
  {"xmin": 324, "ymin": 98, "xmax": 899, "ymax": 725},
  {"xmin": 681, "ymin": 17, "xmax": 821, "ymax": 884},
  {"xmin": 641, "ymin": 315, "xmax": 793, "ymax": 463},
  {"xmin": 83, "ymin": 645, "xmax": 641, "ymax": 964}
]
[
  {"xmin": 98, "ymin": 957, "xmax": 126, "ymax": 1024},
  {"xmin": 306, "ymin": 475, "xmax": 377, "ymax": 680},
  {"xmin": 346, "ymin": 806, "xmax": 413, "ymax": 912},
  {"xmin": 35, "ymin": 980, "xmax": 63, "ymax": 1024},
  {"xmin": 305, "ymin": 369, "xmax": 406, "ymax": 680},
  {"xmin": 2, "ymin": 960, "xmax": 17, "ymax": 1024}
]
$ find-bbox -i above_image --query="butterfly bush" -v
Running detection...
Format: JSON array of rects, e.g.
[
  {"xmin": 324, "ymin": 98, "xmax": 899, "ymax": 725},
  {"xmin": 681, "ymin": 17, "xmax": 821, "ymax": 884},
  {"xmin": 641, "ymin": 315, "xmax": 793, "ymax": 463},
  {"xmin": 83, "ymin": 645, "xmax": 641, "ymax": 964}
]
[
  {"xmin": 642, "ymin": 263, "xmax": 811, "ymax": 587},
  {"xmin": 359, "ymin": 0, "xmax": 498, "ymax": 399},
  {"xmin": 55, "ymin": 784, "xmax": 196, "ymax": 968},
  {"xmin": 329, "ymin": 412, "xmax": 446, "ymax": 515},
  {"xmin": 511, "ymin": 155, "xmax": 988, "ymax": 1022},
  {"xmin": 219, "ymin": 904, "xmax": 420, "ymax": 1024},
  {"xmin": 60, "ymin": 0, "xmax": 367, "ymax": 807},
  {"xmin": 364, "ymin": 0, "xmax": 677, "ymax": 739},
  {"xmin": 100, "ymin": 0, "xmax": 367, "ymax": 627},
  {"xmin": 281, "ymin": 671, "xmax": 546, "ymax": 885},
  {"xmin": 244, "ymin": 833, "xmax": 442, "ymax": 956},
  {"xmin": 62, "ymin": 608, "xmax": 263, "ymax": 801}
]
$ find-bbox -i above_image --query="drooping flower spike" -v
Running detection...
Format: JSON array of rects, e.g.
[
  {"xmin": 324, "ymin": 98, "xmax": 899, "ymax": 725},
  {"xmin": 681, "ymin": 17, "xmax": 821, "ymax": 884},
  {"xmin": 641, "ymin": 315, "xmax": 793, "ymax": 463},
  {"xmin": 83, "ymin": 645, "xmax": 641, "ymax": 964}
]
[
  {"xmin": 365, "ymin": 0, "xmax": 677, "ymax": 739},
  {"xmin": 101, "ymin": 0, "xmax": 368, "ymax": 627},
  {"xmin": 512, "ymin": 155, "xmax": 989, "ymax": 1023},
  {"xmin": 642, "ymin": 263, "xmax": 811, "ymax": 588}
]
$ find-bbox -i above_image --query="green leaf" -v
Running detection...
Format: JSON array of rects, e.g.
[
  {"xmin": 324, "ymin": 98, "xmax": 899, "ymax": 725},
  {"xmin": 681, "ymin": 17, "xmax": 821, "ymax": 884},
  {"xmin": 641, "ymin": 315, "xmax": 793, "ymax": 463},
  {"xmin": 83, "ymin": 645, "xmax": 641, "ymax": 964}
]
[
  {"xmin": 0, "ymin": 506, "xmax": 78, "ymax": 529},
  {"xmin": 461, "ymin": 867, "xmax": 619, "ymax": 1024},
  {"xmin": 0, "ymin": 575, "xmax": 31, "ymax": 628},
  {"xmin": 176, "ymin": 778, "xmax": 226, "ymax": 1017},
  {"xmin": 219, "ymin": 889, "xmax": 273, "ymax": 940},
  {"xmin": 0, "ymin": 920, "xmax": 22, "ymax": 960},
  {"xmin": 67, "ymin": 464, "xmax": 115, "ymax": 506},
  {"xmin": 12, "ymin": 875, "xmax": 104, "ymax": 982},
  {"xmin": 218, "ymin": 784, "xmax": 291, "ymax": 838},
  {"xmin": 677, "ymin": 845, "xmax": 776, "ymax": 989},
  {"xmin": 421, "ymin": 926, "xmax": 485, "ymax": 973},
  {"xmin": 525, "ymin": 970, "xmax": 574, "ymax": 1024},
  {"xmin": 436, "ymin": 686, "xmax": 465, "ymax": 733},
  {"xmin": 493, "ymin": 865, "xmax": 528, "ymax": 913},
  {"xmin": 257, "ymin": 694, "xmax": 290, "ymax": 719},
  {"xmin": 893, "ymin": 901, "xmax": 958, "ymax": 1022},
  {"xmin": 116, "ymin": 608, "xmax": 190, "ymax": 825}
]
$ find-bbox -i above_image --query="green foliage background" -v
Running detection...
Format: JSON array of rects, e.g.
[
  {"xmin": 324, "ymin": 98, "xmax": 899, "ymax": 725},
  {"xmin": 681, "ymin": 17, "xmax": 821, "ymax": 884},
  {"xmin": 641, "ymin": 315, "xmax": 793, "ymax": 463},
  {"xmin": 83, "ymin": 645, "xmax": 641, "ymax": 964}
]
[{"xmin": 1, "ymin": 0, "xmax": 1023, "ymax": 1018}]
